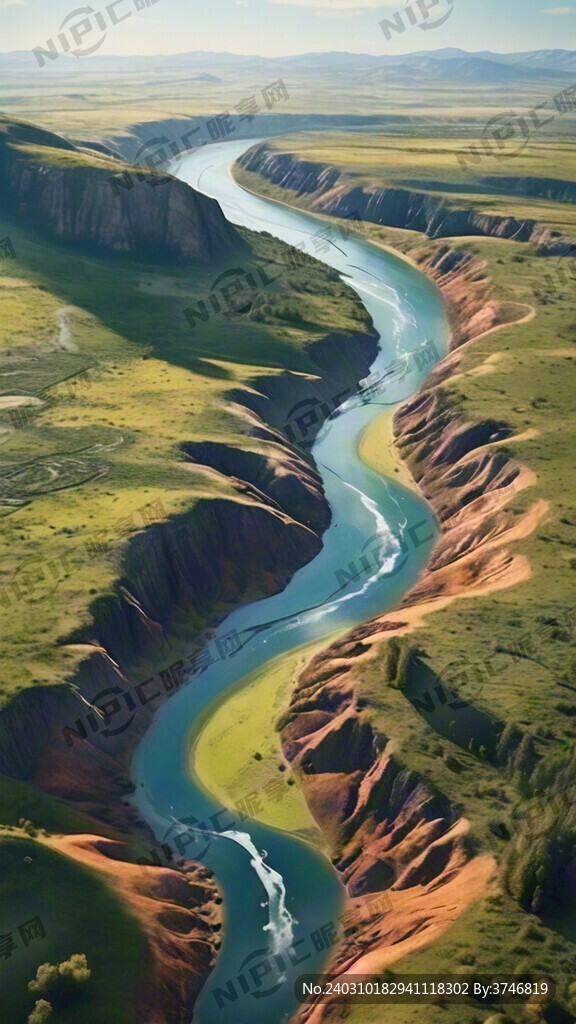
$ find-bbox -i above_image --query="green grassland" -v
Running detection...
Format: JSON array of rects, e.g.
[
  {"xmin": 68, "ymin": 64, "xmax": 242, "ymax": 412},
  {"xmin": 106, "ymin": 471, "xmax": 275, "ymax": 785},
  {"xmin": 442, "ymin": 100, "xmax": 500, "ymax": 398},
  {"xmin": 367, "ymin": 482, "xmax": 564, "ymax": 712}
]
[
  {"xmin": 0, "ymin": 125, "xmax": 376, "ymax": 1022},
  {"xmin": 194, "ymin": 638, "xmax": 335, "ymax": 841},
  {"xmin": 2, "ymin": 58, "xmax": 576, "ymax": 140},
  {"xmin": 351, "ymin": 231, "xmax": 576, "ymax": 1021},
  {"xmin": 0, "ymin": 835, "xmax": 147, "ymax": 1024},
  {"xmin": 0, "ymin": 201, "xmax": 369, "ymax": 705},
  {"xmin": 242, "ymin": 131, "xmax": 576, "ymax": 187},
  {"xmin": 1, "ymin": 82, "xmax": 576, "ymax": 1021}
]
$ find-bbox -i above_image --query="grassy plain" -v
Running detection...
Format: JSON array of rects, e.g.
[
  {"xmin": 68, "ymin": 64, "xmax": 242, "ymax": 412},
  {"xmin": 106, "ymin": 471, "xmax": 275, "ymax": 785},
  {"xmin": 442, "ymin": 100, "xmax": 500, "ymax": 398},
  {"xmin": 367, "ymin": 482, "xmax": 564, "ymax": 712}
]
[
  {"xmin": 2, "ymin": 56, "xmax": 575, "ymax": 141},
  {"xmin": 234, "ymin": 131, "xmax": 576, "ymax": 240},
  {"xmin": 0, "ymin": 195, "xmax": 369, "ymax": 705},
  {"xmin": 194, "ymin": 638, "xmax": 333, "ymax": 840},
  {"xmin": 0, "ymin": 120, "xmax": 372, "ymax": 1022}
]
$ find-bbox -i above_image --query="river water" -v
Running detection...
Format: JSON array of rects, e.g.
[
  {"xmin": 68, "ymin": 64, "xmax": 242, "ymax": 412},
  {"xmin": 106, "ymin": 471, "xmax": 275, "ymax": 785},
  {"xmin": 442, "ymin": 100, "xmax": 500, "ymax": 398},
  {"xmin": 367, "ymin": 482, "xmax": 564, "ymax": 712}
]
[{"xmin": 131, "ymin": 138, "xmax": 451, "ymax": 1024}]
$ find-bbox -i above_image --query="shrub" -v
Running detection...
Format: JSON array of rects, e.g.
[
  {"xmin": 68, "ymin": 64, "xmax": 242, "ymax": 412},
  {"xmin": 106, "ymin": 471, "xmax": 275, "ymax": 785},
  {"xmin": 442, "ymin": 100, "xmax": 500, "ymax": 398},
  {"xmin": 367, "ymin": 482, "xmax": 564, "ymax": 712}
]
[
  {"xmin": 394, "ymin": 642, "xmax": 419, "ymax": 691},
  {"xmin": 27, "ymin": 1001, "xmax": 52, "ymax": 1024},
  {"xmin": 29, "ymin": 953, "xmax": 91, "ymax": 997},
  {"xmin": 383, "ymin": 637, "xmax": 401, "ymax": 684},
  {"xmin": 58, "ymin": 953, "xmax": 91, "ymax": 986},
  {"xmin": 29, "ymin": 964, "xmax": 59, "ymax": 995}
]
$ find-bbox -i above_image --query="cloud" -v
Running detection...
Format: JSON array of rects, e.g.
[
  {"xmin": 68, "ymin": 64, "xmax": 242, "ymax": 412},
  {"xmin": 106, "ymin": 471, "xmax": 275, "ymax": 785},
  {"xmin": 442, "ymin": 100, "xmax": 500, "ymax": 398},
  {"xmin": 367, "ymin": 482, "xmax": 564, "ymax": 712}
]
[
  {"xmin": 543, "ymin": 5, "xmax": 575, "ymax": 11},
  {"xmin": 268, "ymin": 0, "xmax": 397, "ymax": 8}
]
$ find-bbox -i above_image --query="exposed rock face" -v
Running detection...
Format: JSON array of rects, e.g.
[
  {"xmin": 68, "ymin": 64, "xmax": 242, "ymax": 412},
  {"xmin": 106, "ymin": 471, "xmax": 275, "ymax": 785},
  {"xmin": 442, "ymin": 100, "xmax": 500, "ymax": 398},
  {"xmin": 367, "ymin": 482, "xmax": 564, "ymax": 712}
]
[
  {"xmin": 0, "ymin": 499, "xmax": 323, "ymax": 781},
  {"xmin": 0, "ymin": 289, "xmax": 377, "ymax": 1021},
  {"xmin": 181, "ymin": 436, "xmax": 331, "ymax": 537},
  {"xmin": 0, "ymin": 115, "xmax": 239, "ymax": 264},
  {"xmin": 227, "ymin": 330, "xmax": 378, "ymax": 451},
  {"xmin": 50, "ymin": 833, "xmax": 221, "ymax": 1024},
  {"xmin": 408, "ymin": 244, "xmax": 502, "ymax": 349},
  {"xmin": 276, "ymin": 241, "xmax": 544, "ymax": 1010},
  {"xmin": 481, "ymin": 174, "xmax": 576, "ymax": 205},
  {"xmin": 281, "ymin": 641, "xmax": 495, "ymax": 1023},
  {"xmin": 237, "ymin": 144, "xmax": 576, "ymax": 254},
  {"xmin": 0, "ymin": 320, "xmax": 377, "ymax": 783}
]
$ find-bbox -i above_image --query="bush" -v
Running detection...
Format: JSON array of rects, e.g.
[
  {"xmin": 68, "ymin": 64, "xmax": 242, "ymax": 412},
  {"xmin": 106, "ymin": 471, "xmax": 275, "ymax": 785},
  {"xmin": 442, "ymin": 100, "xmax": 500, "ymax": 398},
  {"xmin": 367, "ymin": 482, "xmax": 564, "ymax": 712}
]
[
  {"xmin": 29, "ymin": 964, "xmax": 59, "ymax": 995},
  {"xmin": 29, "ymin": 953, "xmax": 91, "ymax": 997},
  {"xmin": 18, "ymin": 818, "xmax": 38, "ymax": 838},
  {"xmin": 394, "ymin": 642, "xmax": 419, "ymax": 691},
  {"xmin": 384, "ymin": 637, "xmax": 401, "ymax": 684},
  {"xmin": 28, "ymin": 1001, "xmax": 52, "ymax": 1024},
  {"xmin": 58, "ymin": 953, "xmax": 91, "ymax": 985}
]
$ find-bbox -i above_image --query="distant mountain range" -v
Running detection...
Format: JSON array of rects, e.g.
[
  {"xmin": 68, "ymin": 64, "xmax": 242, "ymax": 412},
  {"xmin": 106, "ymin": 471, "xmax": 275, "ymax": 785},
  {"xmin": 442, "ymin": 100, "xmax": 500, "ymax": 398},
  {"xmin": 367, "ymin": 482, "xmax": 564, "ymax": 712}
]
[{"xmin": 2, "ymin": 47, "xmax": 576, "ymax": 83}]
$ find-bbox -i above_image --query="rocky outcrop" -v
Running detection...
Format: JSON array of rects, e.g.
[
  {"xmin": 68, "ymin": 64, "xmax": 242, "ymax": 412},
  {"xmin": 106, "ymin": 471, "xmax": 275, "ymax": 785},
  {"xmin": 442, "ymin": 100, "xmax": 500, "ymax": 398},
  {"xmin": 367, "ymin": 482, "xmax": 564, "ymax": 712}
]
[
  {"xmin": 181, "ymin": 435, "xmax": 331, "ymax": 537},
  {"xmin": 50, "ymin": 833, "xmax": 221, "ymax": 1024},
  {"xmin": 408, "ymin": 244, "xmax": 503, "ymax": 349},
  {"xmin": 237, "ymin": 144, "xmax": 576, "ymax": 254},
  {"xmin": 281, "ymin": 642, "xmax": 495, "ymax": 1017},
  {"xmin": 275, "ymin": 238, "xmax": 543, "ymax": 1003},
  {"xmin": 0, "ymin": 498, "xmax": 322, "ymax": 780},
  {"xmin": 227, "ymin": 330, "xmax": 378, "ymax": 450},
  {"xmin": 0, "ymin": 114, "xmax": 239, "ymax": 264}
]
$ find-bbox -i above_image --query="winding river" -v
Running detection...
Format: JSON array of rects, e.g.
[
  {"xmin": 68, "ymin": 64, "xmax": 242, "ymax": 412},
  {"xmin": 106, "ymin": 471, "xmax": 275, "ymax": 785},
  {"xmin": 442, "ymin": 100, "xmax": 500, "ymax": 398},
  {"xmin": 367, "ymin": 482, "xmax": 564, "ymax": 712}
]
[{"xmin": 131, "ymin": 138, "xmax": 451, "ymax": 1024}]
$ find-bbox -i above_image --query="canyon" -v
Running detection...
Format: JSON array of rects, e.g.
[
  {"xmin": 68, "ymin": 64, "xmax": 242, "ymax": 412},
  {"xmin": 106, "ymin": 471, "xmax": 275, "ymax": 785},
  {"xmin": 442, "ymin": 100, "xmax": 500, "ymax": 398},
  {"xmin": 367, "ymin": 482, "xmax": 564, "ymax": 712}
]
[
  {"xmin": 237, "ymin": 143, "xmax": 576, "ymax": 257},
  {"xmin": 0, "ymin": 121, "xmax": 556, "ymax": 1024}
]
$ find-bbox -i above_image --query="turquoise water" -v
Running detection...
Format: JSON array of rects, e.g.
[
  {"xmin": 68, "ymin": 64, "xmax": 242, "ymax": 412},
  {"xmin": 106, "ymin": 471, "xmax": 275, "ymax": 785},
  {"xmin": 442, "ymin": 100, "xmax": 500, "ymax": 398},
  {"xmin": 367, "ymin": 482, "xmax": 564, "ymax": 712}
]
[{"xmin": 131, "ymin": 138, "xmax": 451, "ymax": 1024}]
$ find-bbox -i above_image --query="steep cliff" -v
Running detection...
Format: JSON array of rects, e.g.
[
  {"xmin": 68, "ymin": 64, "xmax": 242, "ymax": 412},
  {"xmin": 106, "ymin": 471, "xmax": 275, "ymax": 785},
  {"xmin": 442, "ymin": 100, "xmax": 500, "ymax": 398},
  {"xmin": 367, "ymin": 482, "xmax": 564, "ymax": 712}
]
[
  {"xmin": 0, "ymin": 114, "xmax": 239, "ymax": 263},
  {"xmin": 0, "ymin": 110, "xmax": 383, "ymax": 1021},
  {"xmin": 0, "ymin": 320, "xmax": 377, "ymax": 783},
  {"xmin": 0, "ymin": 301, "xmax": 377, "ymax": 1021},
  {"xmin": 481, "ymin": 174, "xmax": 576, "ymax": 205},
  {"xmin": 276, "ymin": 242, "xmax": 544, "ymax": 1007},
  {"xmin": 237, "ymin": 144, "xmax": 576, "ymax": 255}
]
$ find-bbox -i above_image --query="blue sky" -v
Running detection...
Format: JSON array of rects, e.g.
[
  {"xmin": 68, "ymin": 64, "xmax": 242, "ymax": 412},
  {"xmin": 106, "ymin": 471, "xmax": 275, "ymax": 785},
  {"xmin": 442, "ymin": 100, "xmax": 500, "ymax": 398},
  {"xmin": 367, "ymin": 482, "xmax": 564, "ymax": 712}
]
[{"xmin": 2, "ymin": 0, "xmax": 575, "ymax": 56}]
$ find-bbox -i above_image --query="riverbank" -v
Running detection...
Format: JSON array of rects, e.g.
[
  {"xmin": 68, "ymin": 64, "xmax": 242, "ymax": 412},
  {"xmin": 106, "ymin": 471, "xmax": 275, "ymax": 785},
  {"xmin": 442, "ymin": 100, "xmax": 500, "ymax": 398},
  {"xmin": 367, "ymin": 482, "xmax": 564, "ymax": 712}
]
[{"xmin": 228, "ymin": 141, "xmax": 576, "ymax": 1021}]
